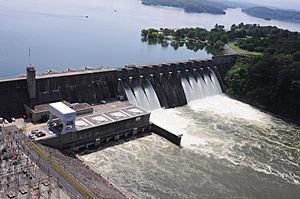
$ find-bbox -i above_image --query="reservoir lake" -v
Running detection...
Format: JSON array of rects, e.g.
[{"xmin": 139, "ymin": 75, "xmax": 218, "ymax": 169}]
[{"xmin": 0, "ymin": 0, "xmax": 300, "ymax": 78}]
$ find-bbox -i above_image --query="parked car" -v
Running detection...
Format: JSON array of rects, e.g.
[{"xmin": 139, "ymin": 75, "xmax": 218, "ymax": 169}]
[
  {"xmin": 100, "ymin": 100, "xmax": 107, "ymax": 104},
  {"xmin": 6, "ymin": 118, "xmax": 13, "ymax": 123},
  {"xmin": 11, "ymin": 118, "xmax": 16, "ymax": 122},
  {"xmin": 28, "ymin": 134, "xmax": 35, "ymax": 140},
  {"xmin": 49, "ymin": 122, "xmax": 57, "ymax": 127},
  {"xmin": 35, "ymin": 131, "xmax": 41, "ymax": 136},
  {"xmin": 35, "ymin": 131, "xmax": 46, "ymax": 138},
  {"xmin": 4, "ymin": 119, "xmax": 8, "ymax": 124},
  {"xmin": 31, "ymin": 129, "xmax": 39, "ymax": 135}
]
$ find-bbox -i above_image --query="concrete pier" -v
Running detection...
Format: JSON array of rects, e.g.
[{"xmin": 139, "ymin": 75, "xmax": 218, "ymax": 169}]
[{"xmin": 150, "ymin": 124, "xmax": 182, "ymax": 146}]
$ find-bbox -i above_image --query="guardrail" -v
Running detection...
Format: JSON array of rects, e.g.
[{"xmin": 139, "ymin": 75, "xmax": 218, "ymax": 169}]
[{"xmin": 28, "ymin": 139, "xmax": 96, "ymax": 199}]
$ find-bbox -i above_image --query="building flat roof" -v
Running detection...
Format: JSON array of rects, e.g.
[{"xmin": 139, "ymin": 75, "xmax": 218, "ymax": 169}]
[
  {"xmin": 74, "ymin": 101, "xmax": 149, "ymax": 131},
  {"xmin": 38, "ymin": 101, "xmax": 149, "ymax": 139},
  {"xmin": 49, "ymin": 102, "xmax": 76, "ymax": 115},
  {"xmin": 27, "ymin": 101, "xmax": 91, "ymax": 113}
]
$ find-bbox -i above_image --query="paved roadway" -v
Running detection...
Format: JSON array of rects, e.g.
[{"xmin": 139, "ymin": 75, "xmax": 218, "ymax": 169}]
[{"xmin": 223, "ymin": 43, "xmax": 245, "ymax": 55}]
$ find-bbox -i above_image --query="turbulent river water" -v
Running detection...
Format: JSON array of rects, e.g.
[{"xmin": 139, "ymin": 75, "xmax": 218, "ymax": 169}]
[{"xmin": 81, "ymin": 95, "xmax": 300, "ymax": 199}]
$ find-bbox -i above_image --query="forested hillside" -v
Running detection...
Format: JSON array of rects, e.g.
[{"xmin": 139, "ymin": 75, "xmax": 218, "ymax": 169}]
[
  {"xmin": 243, "ymin": 7, "xmax": 300, "ymax": 22},
  {"xmin": 225, "ymin": 24, "xmax": 300, "ymax": 119}
]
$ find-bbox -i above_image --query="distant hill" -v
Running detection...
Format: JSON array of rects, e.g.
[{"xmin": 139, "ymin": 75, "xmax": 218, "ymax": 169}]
[
  {"xmin": 141, "ymin": 0, "xmax": 258, "ymax": 15},
  {"xmin": 242, "ymin": 7, "xmax": 300, "ymax": 22},
  {"xmin": 141, "ymin": 0, "xmax": 300, "ymax": 22},
  {"xmin": 141, "ymin": 0, "xmax": 227, "ymax": 14}
]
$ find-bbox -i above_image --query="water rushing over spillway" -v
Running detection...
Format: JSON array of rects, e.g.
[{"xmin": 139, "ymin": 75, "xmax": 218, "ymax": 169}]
[
  {"xmin": 181, "ymin": 70, "xmax": 222, "ymax": 103},
  {"xmin": 81, "ymin": 95, "xmax": 300, "ymax": 199},
  {"xmin": 122, "ymin": 78, "xmax": 162, "ymax": 111},
  {"xmin": 121, "ymin": 69, "xmax": 223, "ymax": 111}
]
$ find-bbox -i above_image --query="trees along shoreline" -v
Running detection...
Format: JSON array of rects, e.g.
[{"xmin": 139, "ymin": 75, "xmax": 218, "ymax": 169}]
[{"xmin": 141, "ymin": 23, "xmax": 300, "ymax": 121}]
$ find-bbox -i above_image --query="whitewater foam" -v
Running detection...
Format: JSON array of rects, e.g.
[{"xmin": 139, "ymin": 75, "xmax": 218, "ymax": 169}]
[{"xmin": 150, "ymin": 108, "xmax": 189, "ymax": 136}]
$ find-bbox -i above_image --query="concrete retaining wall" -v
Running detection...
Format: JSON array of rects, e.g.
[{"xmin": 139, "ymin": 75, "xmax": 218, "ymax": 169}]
[
  {"xmin": 150, "ymin": 124, "xmax": 182, "ymax": 146},
  {"xmin": 213, "ymin": 55, "xmax": 238, "ymax": 79}
]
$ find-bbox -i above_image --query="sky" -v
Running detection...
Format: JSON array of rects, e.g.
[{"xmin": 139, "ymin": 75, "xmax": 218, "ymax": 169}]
[{"xmin": 236, "ymin": 0, "xmax": 300, "ymax": 10}]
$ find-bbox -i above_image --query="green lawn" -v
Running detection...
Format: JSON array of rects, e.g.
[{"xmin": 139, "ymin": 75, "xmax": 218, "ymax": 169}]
[{"xmin": 229, "ymin": 42, "xmax": 263, "ymax": 56}]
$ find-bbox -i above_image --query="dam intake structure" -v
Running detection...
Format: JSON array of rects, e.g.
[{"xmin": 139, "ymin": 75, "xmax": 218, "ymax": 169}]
[{"xmin": 118, "ymin": 60, "xmax": 224, "ymax": 111}]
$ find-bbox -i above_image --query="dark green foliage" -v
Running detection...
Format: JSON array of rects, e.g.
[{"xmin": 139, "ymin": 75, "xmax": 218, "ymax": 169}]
[
  {"xmin": 140, "ymin": 25, "xmax": 226, "ymax": 55},
  {"xmin": 227, "ymin": 23, "xmax": 300, "ymax": 57},
  {"xmin": 224, "ymin": 24, "xmax": 300, "ymax": 119},
  {"xmin": 243, "ymin": 7, "xmax": 300, "ymax": 21},
  {"xmin": 226, "ymin": 54, "xmax": 300, "ymax": 119}
]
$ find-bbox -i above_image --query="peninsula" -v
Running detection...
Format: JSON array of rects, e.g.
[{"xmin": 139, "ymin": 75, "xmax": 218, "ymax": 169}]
[{"xmin": 242, "ymin": 7, "xmax": 300, "ymax": 22}]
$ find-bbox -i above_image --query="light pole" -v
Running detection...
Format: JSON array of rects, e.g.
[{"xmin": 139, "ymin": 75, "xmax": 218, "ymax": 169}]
[{"xmin": 1, "ymin": 118, "xmax": 4, "ymax": 135}]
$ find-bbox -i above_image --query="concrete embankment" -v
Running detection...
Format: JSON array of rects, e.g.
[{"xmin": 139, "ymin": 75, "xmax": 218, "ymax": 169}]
[{"xmin": 37, "ymin": 144, "xmax": 136, "ymax": 199}]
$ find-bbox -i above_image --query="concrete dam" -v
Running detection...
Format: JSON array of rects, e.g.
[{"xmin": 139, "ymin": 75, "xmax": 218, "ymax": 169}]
[
  {"xmin": 0, "ymin": 55, "xmax": 236, "ymax": 150},
  {"xmin": 118, "ymin": 60, "xmax": 225, "ymax": 111}
]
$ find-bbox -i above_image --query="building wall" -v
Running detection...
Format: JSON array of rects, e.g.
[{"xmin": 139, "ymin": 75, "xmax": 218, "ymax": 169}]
[
  {"xmin": 24, "ymin": 105, "xmax": 48, "ymax": 123},
  {"xmin": 0, "ymin": 79, "xmax": 29, "ymax": 117},
  {"xmin": 38, "ymin": 114, "xmax": 150, "ymax": 149}
]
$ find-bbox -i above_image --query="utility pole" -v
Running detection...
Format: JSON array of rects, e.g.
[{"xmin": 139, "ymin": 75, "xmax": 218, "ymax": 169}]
[{"xmin": 29, "ymin": 48, "xmax": 31, "ymax": 66}]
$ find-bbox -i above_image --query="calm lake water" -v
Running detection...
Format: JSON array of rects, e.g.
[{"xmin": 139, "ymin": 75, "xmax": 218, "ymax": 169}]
[{"xmin": 0, "ymin": 0, "xmax": 300, "ymax": 78}]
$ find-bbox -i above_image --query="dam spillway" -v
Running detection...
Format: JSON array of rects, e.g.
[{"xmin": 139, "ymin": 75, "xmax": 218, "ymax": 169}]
[
  {"xmin": 118, "ymin": 60, "xmax": 224, "ymax": 111},
  {"xmin": 117, "ymin": 60, "xmax": 225, "ymax": 146}
]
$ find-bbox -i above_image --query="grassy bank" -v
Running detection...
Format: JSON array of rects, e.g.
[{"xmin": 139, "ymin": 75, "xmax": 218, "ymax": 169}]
[{"xmin": 229, "ymin": 41, "xmax": 263, "ymax": 56}]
